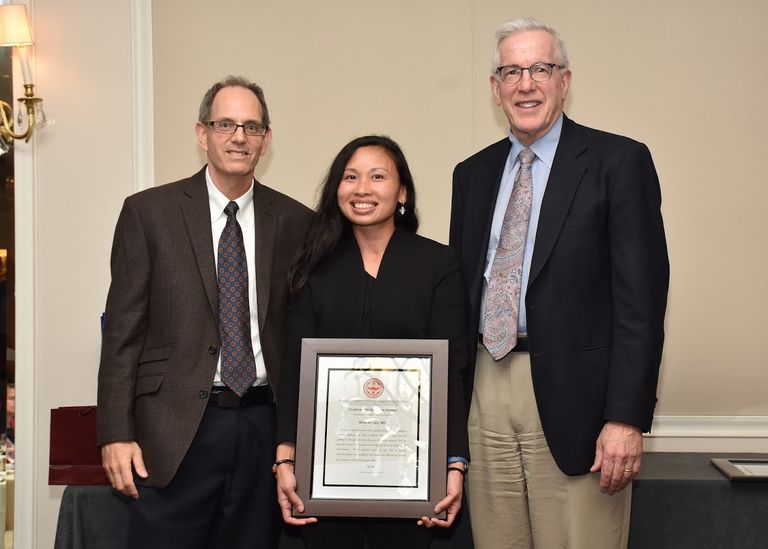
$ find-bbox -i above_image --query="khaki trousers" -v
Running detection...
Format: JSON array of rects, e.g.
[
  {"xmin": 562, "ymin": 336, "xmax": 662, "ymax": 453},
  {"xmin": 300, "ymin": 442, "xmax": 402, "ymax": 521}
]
[{"xmin": 467, "ymin": 346, "xmax": 631, "ymax": 549}]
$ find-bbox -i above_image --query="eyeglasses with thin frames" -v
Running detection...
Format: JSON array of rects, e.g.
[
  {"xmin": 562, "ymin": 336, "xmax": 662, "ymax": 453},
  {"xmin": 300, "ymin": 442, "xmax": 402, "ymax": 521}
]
[
  {"xmin": 495, "ymin": 62, "xmax": 565, "ymax": 85},
  {"xmin": 206, "ymin": 120, "xmax": 268, "ymax": 136}
]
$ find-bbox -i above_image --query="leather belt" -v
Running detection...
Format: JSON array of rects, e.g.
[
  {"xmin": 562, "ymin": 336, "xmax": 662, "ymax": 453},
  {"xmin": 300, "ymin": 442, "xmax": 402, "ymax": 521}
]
[
  {"xmin": 207, "ymin": 385, "xmax": 272, "ymax": 408},
  {"xmin": 479, "ymin": 334, "xmax": 529, "ymax": 352}
]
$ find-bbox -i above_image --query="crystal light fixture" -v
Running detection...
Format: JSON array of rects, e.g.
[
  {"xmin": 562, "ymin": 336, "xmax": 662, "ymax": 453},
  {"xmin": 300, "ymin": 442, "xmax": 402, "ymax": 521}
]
[{"xmin": 0, "ymin": 4, "xmax": 44, "ymax": 144}]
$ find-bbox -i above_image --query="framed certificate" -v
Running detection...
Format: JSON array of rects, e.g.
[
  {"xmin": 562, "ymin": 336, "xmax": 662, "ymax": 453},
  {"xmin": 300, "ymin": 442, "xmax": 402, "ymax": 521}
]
[{"xmin": 293, "ymin": 338, "xmax": 448, "ymax": 519}]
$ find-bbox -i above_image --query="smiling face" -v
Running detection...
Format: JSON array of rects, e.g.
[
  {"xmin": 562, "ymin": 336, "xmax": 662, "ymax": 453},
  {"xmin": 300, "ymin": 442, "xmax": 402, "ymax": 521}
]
[
  {"xmin": 491, "ymin": 30, "xmax": 571, "ymax": 146},
  {"xmin": 194, "ymin": 85, "xmax": 272, "ymax": 195},
  {"xmin": 337, "ymin": 146, "xmax": 407, "ymax": 235}
]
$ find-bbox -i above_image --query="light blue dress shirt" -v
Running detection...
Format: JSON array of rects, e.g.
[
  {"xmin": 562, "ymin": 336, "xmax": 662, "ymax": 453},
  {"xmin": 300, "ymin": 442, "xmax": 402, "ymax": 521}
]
[{"xmin": 480, "ymin": 114, "xmax": 564, "ymax": 335}]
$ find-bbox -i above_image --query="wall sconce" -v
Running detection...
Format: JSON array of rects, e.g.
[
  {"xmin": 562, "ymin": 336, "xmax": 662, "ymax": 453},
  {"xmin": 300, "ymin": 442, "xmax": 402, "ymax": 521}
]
[{"xmin": 0, "ymin": 4, "xmax": 44, "ymax": 148}]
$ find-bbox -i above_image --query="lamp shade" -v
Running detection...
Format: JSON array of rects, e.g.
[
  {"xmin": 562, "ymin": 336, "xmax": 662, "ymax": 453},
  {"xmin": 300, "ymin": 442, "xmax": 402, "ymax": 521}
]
[{"xmin": 0, "ymin": 5, "xmax": 33, "ymax": 47}]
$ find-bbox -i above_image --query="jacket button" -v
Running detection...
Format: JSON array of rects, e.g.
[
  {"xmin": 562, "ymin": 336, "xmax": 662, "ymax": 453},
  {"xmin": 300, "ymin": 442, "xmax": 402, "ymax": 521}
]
[
  {"xmin": 199, "ymin": 390, "xmax": 209, "ymax": 399},
  {"xmin": 208, "ymin": 345, "xmax": 218, "ymax": 355}
]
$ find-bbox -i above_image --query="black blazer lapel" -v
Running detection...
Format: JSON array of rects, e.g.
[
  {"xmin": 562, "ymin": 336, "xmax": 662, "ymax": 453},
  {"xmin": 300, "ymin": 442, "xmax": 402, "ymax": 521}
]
[
  {"xmin": 180, "ymin": 169, "xmax": 218, "ymax": 320},
  {"xmin": 466, "ymin": 139, "xmax": 512, "ymax": 303},
  {"xmin": 337, "ymin": 233, "xmax": 367, "ymax": 333},
  {"xmin": 253, "ymin": 180, "xmax": 277, "ymax": 330},
  {"xmin": 528, "ymin": 116, "xmax": 588, "ymax": 287}
]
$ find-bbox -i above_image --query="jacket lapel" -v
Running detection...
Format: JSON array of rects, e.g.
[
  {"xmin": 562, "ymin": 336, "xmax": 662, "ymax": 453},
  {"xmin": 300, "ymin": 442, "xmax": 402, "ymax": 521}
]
[
  {"xmin": 469, "ymin": 139, "xmax": 512, "ymax": 296},
  {"xmin": 338, "ymin": 232, "xmax": 367, "ymax": 334},
  {"xmin": 180, "ymin": 168, "xmax": 219, "ymax": 319},
  {"xmin": 252, "ymin": 181, "xmax": 276, "ymax": 330},
  {"xmin": 528, "ymin": 116, "xmax": 588, "ymax": 287}
]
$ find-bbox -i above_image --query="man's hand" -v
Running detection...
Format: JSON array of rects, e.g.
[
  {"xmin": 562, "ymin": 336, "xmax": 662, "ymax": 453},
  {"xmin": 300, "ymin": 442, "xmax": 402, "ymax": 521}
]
[
  {"xmin": 590, "ymin": 421, "xmax": 643, "ymax": 495},
  {"xmin": 418, "ymin": 467, "xmax": 464, "ymax": 528},
  {"xmin": 101, "ymin": 441, "xmax": 148, "ymax": 499}
]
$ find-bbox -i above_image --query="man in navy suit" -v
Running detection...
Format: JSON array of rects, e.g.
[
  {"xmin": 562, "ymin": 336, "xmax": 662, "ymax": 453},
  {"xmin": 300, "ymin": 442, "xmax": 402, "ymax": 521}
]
[{"xmin": 450, "ymin": 18, "xmax": 669, "ymax": 549}]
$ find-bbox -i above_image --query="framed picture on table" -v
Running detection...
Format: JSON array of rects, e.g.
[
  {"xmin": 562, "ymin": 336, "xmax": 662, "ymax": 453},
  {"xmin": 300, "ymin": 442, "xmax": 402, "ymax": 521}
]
[{"xmin": 711, "ymin": 458, "xmax": 768, "ymax": 481}]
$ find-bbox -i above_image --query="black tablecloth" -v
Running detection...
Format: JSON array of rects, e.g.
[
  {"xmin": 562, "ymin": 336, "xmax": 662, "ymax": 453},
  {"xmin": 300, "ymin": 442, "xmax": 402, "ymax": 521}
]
[
  {"xmin": 54, "ymin": 452, "xmax": 768, "ymax": 549},
  {"xmin": 53, "ymin": 487, "xmax": 471, "ymax": 549},
  {"xmin": 628, "ymin": 452, "xmax": 768, "ymax": 549},
  {"xmin": 54, "ymin": 485, "xmax": 130, "ymax": 549}
]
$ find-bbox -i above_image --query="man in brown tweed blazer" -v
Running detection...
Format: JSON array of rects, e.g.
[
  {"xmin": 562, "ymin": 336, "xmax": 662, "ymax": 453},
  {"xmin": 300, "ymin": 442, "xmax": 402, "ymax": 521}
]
[{"xmin": 97, "ymin": 76, "xmax": 312, "ymax": 549}]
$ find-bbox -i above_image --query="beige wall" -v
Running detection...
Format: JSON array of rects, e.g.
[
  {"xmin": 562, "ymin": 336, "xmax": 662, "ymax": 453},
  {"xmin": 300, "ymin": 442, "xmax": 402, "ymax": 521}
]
[
  {"xmin": 153, "ymin": 0, "xmax": 768, "ymax": 416},
  {"xmin": 14, "ymin": 0, "xmax": 767, "ymax": 546},
  {"xmin": 17, "ymin": 0, "xmax": 136, "ymax": 547}
]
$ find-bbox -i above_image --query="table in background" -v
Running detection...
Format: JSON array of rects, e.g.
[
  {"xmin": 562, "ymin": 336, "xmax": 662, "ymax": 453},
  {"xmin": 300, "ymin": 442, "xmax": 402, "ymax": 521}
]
[
  {"xmin": 54, "ymin": 453, "xmax": 768, "ymax": 549},
  {"xmin": 54, "ymin": 485, "xmax": 130, "ymax": 549},
  {"xmin": 628, "ymin": 452, "xmax": 768, "ymax": 549}
]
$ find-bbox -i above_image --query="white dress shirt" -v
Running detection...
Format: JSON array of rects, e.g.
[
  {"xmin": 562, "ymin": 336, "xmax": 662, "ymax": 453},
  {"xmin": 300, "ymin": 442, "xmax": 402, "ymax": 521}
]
[{"xmin": 206, "ymin": 168, "xmax": 267, "ymax": 386}]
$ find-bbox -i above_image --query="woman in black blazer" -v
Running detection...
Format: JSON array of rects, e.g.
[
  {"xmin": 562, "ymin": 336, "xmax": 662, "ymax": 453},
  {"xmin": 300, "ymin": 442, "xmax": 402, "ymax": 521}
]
[{"xmin": 274, "ymin": 136, "xmax": 469, "ymax": 549}]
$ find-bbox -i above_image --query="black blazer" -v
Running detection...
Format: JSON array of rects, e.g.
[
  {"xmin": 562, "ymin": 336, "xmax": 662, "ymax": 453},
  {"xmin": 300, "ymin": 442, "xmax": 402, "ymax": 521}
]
[
  {"xmin": 450, "ymin": 115, "xmax": 669, "ymax": 475},
  {"xmin": 97, "ymin": 167, "xmax": 313, "ymax": 487},
  {"xmin": 277, "ymin": 228, "xmax": 470, "ymax": 459}
]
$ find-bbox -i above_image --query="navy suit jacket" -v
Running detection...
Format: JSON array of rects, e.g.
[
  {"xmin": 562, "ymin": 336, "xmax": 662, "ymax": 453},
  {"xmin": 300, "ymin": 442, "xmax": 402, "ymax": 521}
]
[{"xmin": 450, "ymin": 115, "xmax": 669, "ymax": 475}]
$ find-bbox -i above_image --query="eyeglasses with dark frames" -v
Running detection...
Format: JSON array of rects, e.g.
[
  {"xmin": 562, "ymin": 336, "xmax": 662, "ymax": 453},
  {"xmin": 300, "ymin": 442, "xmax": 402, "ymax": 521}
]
[
  {"xmin": 495, "ymin": 62, "xmax": 565, "ymax": 84},
  {"xmin": 206, "ymin": 120, "xmax": 268, "ymax": 136}
]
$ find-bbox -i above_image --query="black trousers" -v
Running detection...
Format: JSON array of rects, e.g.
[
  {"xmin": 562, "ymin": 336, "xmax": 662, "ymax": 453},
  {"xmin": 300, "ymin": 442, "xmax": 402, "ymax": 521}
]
[
  {"xmin": 301, "ymin": 518, "xmax": 430, "ymax": 549},
  {"xmin": 127, "ymin": 404, "xmax": 280, "ymax": 549}
]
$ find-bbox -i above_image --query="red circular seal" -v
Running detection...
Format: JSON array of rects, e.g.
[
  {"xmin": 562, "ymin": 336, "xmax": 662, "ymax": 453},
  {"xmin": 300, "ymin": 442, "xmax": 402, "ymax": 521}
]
[{"xmin": 363, "ymin": 377, "xmax": 384, "ymax": 399}]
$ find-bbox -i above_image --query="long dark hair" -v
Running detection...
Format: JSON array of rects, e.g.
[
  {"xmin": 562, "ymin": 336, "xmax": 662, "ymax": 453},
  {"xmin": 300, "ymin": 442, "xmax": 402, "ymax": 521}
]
[{"xmin": 289, "ymin": 135, "xmax": 419, "ymax": 293}]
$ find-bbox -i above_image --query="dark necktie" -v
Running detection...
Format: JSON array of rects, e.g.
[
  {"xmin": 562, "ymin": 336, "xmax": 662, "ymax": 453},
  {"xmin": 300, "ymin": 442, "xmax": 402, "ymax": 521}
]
[
  {"xmin": 483, "ymin": 148, "xmax": 536, "ymax": 359},
  {"xmin": 217, "ymin": 201, "xmax": 257, "ymax": 396}
]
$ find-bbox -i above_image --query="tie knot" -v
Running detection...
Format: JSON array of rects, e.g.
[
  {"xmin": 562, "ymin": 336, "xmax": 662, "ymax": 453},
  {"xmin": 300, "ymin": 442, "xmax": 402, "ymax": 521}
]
[
  {"xmin": 224, "ymin": 201, "xmax": 239, "ymax": 218},
  {"xmin": 518, "ymin": 148, "xmax": 536, "ymax": 166}
]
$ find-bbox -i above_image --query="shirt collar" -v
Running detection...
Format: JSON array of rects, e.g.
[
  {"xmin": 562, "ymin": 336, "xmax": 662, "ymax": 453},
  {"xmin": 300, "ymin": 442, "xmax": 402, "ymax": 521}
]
[
  {"xmin": 507, "ymin": 113, "xmax": 563, "ymax": 169},
  {"xmin": 205, "ymin": 166, "xmax": 254, "ymax": 221}
]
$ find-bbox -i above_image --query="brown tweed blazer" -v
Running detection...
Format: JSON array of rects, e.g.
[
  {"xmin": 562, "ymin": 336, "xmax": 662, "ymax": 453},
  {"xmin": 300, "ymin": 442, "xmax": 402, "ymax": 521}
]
[{"xmin": 97, "ymin": 167, "xmax": 312, "ymax": 487}]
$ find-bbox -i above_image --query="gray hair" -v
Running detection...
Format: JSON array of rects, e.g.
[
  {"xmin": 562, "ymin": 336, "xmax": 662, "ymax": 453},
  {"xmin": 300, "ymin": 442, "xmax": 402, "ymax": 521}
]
[
  {"xmin": 198, "ymin": 75, "xmax": 271, "ymax": 127},
  {"xmin": 491, "ymin": 17, "xmax": 570, "ymax": 77}
]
